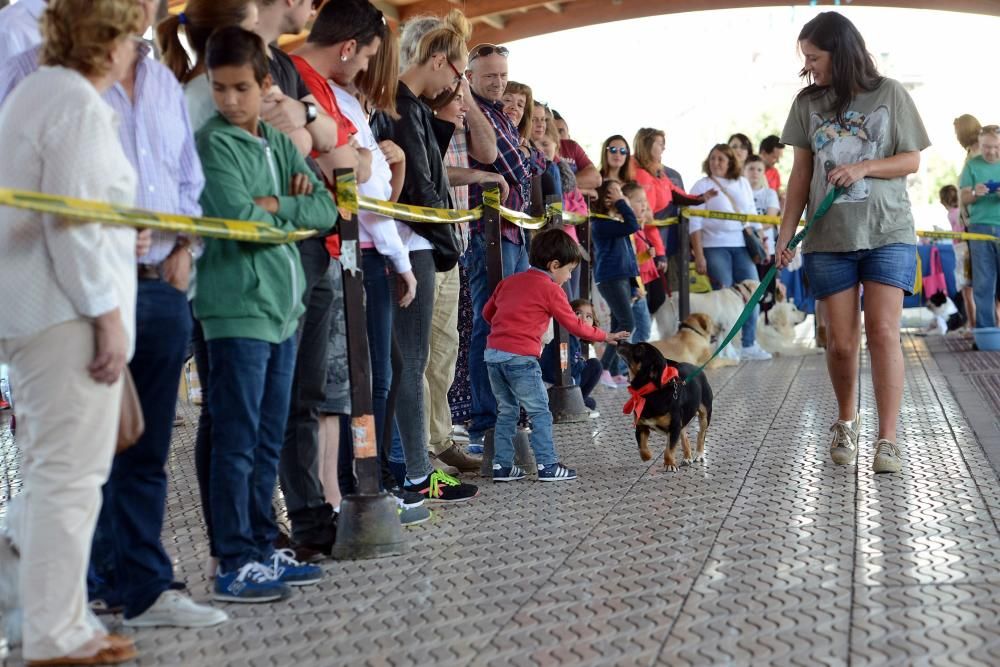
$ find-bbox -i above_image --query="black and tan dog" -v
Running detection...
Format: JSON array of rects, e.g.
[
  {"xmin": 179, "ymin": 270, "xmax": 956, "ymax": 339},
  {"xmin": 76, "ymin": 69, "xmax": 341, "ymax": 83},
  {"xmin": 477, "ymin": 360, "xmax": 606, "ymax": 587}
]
[{"xmin": 617, "ymin": 341, "xmax": 713, "ymax": 471}]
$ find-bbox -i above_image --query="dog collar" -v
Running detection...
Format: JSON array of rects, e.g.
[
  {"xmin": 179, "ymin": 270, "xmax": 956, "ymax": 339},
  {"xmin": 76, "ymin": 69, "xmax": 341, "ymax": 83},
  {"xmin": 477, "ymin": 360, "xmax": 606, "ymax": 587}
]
[
  {"xmin": 679, "ymin": 323, "xmax": 709, "ymax": 340},
  {"xmin": 623, "ymin": 367, "xmax": 680, "ymax": 424}
]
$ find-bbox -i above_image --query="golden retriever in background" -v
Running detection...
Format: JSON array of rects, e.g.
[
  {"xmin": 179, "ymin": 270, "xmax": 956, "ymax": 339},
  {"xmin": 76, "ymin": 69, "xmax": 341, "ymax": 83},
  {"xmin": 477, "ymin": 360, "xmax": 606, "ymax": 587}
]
[{"xmin": 651, "ymin": 313, "xmax": 719, "ymax": 366}]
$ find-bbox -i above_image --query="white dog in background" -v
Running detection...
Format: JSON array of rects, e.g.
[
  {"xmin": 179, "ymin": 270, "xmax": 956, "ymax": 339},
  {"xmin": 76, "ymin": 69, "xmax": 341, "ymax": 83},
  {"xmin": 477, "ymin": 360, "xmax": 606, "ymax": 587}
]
[{"xmin": 757, "ymin": 300, "xmax": 821, "ymax": 356}]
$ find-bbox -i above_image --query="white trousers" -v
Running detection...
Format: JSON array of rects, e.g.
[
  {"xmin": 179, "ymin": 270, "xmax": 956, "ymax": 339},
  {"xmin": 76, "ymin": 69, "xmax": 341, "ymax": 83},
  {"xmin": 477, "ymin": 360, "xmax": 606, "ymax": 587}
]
[{"xmin": 0, "ymin": 319, "xmax": 119, "ymax": 660}]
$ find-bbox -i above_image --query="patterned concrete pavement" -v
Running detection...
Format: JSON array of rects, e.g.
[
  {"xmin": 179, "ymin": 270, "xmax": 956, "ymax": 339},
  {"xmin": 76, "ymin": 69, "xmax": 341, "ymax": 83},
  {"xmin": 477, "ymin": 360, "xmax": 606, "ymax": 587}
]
[{"xmin": 1, "ymin": 334, "xmax": 999, "ymax": 666}]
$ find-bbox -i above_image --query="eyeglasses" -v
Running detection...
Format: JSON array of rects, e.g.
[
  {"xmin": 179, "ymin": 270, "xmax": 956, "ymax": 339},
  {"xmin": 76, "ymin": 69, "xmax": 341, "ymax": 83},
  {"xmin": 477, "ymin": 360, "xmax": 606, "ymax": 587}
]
[
  {"xmin": 446, "ymin": 60, "xmax": 462, "ymax": 84},
  {"xmin": 469, "ymin": 44, "xmax": 510, "ymax": 63},
  {"xmin": 606, "ymin": 146, "xmax": 629, "ymax": 155}
]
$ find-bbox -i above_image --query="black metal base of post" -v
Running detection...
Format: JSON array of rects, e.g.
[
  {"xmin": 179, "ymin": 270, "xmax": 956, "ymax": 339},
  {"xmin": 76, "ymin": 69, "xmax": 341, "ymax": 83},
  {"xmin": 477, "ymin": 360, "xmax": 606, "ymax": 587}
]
[
  {"xmin": 331, "ymin": 492, "xmax": 407, "ymax": 560},
  {"xmin": 548, "ymin": 385, "xmax": 590, "ymax": 423}
]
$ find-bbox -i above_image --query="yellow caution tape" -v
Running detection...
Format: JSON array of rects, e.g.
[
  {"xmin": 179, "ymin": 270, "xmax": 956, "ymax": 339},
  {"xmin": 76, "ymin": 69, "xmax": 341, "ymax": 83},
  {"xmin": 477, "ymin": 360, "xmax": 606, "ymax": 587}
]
[
  {"xmin": 917, "ymin": 230, "xmax": 1000, "ymax": 243},
  {"xmin": 333, "ymin": 173, "xmax": 482, "ymax": 224},
  {"xmin": 680, "ymin": 208, "xmax": 783, "ymax": 225},
  {"xmin": 0, "ymin": 188, "xmax": 316, "ymax": 243}
]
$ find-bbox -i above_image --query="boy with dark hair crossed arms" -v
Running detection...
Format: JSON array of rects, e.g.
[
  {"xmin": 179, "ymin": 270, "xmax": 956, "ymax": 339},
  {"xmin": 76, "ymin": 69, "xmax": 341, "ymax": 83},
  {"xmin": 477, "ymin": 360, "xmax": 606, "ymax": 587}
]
[{"xmin": 483, "ymin": 229, "xmax": 629, "ymax": 482}]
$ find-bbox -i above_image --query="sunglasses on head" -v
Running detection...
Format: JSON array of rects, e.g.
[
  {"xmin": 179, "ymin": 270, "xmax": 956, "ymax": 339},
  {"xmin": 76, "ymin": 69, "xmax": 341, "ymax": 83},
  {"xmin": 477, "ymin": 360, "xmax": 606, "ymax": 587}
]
[
  {"xmin": 606, "ymin": 146, "xmax": 629, "ymax": 155},
  {"xmin": 980, "ymin": 125, "xmax": 1000, "ymax": 136},
  {"xmin": 469, "ymin": 44, "xmax": 510, "ymax": 62}
]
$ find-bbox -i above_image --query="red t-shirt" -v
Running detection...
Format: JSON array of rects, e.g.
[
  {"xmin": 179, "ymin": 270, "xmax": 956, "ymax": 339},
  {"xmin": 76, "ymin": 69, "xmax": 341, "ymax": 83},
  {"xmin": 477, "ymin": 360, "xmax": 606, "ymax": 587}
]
[
  {"xmin": 483, "ymin": 268, "xmax": 608, "ymax": 357},
  {"xmin": 765, "ymin": 166, "xmax": 781, "ymax": 191},
  {"xmin": 558, "ymin": 139, "xmax": 593, "ymax": 173},
  {"xmin": 290, "ymin": 54, "xmax": 357, "ymax": 258}
]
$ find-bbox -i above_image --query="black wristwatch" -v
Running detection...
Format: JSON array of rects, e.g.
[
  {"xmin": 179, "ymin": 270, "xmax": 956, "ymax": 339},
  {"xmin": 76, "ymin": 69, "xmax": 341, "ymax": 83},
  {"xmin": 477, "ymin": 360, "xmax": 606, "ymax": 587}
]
[{"xmin": 304, "ymin": 101, "xmax": 318, "ymax": 125}]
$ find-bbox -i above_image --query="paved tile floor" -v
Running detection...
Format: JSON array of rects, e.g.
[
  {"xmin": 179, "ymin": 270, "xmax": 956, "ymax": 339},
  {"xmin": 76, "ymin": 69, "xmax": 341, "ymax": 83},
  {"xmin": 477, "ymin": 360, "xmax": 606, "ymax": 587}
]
[{"xmin": 2, "ymin": 334, "xmax": 1000, "ymax": 666}]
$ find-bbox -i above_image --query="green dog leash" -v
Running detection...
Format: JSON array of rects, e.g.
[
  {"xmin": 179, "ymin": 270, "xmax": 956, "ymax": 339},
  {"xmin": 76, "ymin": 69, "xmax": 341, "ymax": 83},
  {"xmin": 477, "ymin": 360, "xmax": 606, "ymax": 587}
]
[{"xmin": 682, "ymin": 187, "xmax": 842, "ymax": 383}]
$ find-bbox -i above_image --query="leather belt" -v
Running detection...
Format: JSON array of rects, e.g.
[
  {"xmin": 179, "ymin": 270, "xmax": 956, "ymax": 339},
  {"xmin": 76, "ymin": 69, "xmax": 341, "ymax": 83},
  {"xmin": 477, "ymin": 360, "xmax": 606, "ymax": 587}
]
[{"xmin": 137, "ymin": 264, "xmax": 160, "ymax": 280}]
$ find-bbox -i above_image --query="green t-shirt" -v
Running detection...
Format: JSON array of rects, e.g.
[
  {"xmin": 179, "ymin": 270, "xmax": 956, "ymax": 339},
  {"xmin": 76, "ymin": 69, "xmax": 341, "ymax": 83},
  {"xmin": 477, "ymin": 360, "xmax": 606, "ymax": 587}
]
[
  {"xmin": 781, "ymin": 78, "xmax": 930, "ymax": 253},
  {"xmin": 959, "ymin": 156, "xmax": 1000, "ymax": 226}
]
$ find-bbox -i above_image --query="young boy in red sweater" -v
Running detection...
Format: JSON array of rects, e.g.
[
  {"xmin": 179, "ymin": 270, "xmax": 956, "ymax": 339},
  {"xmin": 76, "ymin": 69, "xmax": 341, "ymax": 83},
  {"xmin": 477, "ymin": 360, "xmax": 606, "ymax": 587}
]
[{"xmin": 483, "ymin": 229, "xmax": 630, "ymax": 482}]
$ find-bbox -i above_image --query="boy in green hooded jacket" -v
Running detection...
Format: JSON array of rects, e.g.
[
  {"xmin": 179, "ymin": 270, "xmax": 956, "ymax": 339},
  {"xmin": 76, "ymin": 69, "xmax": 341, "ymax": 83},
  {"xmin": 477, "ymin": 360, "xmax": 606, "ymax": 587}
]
[{"xmin": 193, "ymin": 27, "xmax": 337, "ymax": 604}]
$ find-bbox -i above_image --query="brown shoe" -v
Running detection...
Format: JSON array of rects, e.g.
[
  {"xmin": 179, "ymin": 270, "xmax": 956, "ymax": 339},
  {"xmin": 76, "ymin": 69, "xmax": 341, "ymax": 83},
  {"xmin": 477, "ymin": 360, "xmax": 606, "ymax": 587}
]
[
  {"xmin": 27, "ymin": 634, "xmax": 137, "ymax": 666},
  {"xmin": 435, "ymin": 442, "xmax": 482, "ymax": 473}
]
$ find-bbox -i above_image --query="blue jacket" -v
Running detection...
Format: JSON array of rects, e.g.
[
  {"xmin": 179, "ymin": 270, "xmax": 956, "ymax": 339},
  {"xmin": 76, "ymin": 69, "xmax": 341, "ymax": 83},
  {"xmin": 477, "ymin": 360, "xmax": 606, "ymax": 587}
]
[
  {"xmin": 591, "ymin": 199, "xmax": 640, "ymax": 284},
  {"xmin": 541, "ymin": 335, "xmax": 585, "ymax": 386}
]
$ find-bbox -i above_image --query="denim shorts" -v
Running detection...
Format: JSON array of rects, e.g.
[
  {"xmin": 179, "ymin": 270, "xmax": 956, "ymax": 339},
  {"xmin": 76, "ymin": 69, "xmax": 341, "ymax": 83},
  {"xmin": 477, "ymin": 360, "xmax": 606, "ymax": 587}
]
[{"xmin": 803, "ymin": 243, "xmax": 917, "ymax": 300}]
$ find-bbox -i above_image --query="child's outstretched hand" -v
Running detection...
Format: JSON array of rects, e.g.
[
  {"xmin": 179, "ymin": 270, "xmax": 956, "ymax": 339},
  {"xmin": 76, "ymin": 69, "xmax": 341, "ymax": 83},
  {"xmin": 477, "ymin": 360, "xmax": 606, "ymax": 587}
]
[{"xmin": 605, "ymin": 331, "xmax": 630, "ymax": 345}]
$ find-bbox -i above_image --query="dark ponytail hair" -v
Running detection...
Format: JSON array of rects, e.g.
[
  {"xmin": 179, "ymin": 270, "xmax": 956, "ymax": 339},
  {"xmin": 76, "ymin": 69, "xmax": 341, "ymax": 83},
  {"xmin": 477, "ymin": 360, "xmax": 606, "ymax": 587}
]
[
  {"xmin": 796, "ymin": 12, "xmax": 883, "ymax": 125},
  {"xmin": 156, "ymin": 0, "xmax": 256, "ymax": 83}
]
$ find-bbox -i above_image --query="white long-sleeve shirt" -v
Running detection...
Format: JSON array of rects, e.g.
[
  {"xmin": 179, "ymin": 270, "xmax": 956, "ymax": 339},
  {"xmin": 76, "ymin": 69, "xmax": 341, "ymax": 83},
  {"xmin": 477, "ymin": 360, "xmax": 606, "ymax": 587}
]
[
  {"xmin": 688, "ymin": 175, "xmax": 759, "ymax": 248},
  {"xmin": 331, "ymin": 84, "xmax": 417, "ymax": 271},
  {"xmin": 0, "ymin": 67, "xmax": 138, "ymax": 355},
  {"xmin": 0, "ymin": 0, "xmax": 43, "ymax": 65}
]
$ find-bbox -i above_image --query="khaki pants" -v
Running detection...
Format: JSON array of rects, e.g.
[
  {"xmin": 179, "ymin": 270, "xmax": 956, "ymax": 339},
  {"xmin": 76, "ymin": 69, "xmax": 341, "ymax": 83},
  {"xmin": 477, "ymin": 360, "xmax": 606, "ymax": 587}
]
[
  {"xmin": 423, "ymin": 265, "xmax": 460, "ymax": 455},
  {"xmin": 1, "ymin": 319, "xmax": 120, "ymax": 660}
]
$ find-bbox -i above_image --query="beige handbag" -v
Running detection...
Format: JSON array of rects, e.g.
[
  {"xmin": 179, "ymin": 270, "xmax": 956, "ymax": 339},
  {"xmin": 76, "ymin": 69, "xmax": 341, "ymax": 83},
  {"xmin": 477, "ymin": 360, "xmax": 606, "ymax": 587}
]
[{"xmin": 116, "ymin": 367, "xmax": 144, "ymax": 453}]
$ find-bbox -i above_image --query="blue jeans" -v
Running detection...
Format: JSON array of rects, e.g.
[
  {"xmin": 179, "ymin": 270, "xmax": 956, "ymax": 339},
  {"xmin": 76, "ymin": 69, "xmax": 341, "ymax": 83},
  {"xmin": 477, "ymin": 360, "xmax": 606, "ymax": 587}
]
[
  {"xmin": 802, "ymin": 243, "xmax": 917, "ymax": 300},
  {"xmin": 969, "ymin": 224, "xmax": 1000, "ymax": 328},
  {"xmin": 468, "ymin": 233, "xmax": 529, "ymax": 437},
  {"xmin": 208, "ymin": 336, "xmax": 296, "ymax": 573},
  {"xmin": 704, "ymin": 246, "xmax": 759, "ymax": 347},
  {"xmin": 631, "ymin": 295, "xmax": 651, "ymax": 343},
  {"xmin": 597, "ymin": 278, "xmax": 634, "ymax": 376},
  {"xmin": 486, "ymin": 352, "xmax": 556, "ymax": 467},
  {"xmin": 361, "ymin": 250, "xmax": 397, "ymax": 486},
  {"xmin": 90, "ymin": 280, "xmax": 191, "ymax": 617}
]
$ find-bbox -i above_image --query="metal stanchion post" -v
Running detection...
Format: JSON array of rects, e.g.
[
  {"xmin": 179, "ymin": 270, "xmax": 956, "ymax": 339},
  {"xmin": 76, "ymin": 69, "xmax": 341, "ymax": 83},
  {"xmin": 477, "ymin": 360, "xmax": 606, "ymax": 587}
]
[
  {"xmin": 479, "ymin": 187, "xmax": 503, "ymax": 476},
  {"xmin": 331, "ymin": 169, "xmax": 406, "ymax": 560},
  {"xmin": 545, "ymin": 196, "xmax": 589, "ymax": 423},
  {"xmin": 679, "ymin": 215, "xmax": 690, "ymax": 322},
  {"xmin": 577, "ymin": 208, "xmax": 592, "ymax": 357}
]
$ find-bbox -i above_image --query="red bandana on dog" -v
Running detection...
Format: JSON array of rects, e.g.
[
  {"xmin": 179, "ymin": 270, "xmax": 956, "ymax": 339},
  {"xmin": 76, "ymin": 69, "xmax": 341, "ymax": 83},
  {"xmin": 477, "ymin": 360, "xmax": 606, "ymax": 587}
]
[{"xmin": 623, "ymin": 366, "xmax": 680, "ymax": 424}]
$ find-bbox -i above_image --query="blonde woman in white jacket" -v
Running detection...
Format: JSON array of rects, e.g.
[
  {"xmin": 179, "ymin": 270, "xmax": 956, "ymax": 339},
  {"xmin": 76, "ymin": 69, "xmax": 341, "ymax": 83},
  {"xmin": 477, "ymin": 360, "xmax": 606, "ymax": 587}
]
[
  {"xmin": 689, "ymin": 143, "xmax": 772, "ymax": 361},
  {"xmin": 0, "ymin": 1, "xmax": 147, "ymax": 664}
]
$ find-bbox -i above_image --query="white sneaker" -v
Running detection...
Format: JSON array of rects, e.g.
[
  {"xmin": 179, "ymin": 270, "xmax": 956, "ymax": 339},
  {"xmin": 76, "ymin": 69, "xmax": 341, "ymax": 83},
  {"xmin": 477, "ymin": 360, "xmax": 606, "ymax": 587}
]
[
  {"xmin": 829, "ymin": 413, "xmax": 861, "ymax": 465},
  {"xmin": 740, "ymin": 343, "xmax": 772, "ymax": 361},
  {"xmin": 872, "ymin": 439, "xmax": 902, "ymax": 474},
  {"xmin": 123, "ymin": 590, "xmax": 228, "ymax": 628}
]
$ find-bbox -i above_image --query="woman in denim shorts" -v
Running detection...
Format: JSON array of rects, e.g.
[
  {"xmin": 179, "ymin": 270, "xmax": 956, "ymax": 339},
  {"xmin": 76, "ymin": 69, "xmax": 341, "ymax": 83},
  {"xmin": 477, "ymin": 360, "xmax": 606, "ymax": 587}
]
[{"xmin": 775, "ymin": 12, "xmax": 930, "ymax": 474}]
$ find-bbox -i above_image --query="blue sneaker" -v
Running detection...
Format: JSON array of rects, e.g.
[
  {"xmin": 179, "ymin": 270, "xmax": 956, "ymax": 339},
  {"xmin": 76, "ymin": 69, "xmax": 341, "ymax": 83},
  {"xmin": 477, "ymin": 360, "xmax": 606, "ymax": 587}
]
[
  {"xmin": 537, "ymin": 462, "xmax": 577, "ymax": 482},
  {"xmin": 214, "ymin": 562, "xmax": 291, "ymax": 603},
  {"xmin": 268, "ymin": 549, "xmax": 323, "ymax": 586},
  {"xmin": 492, "ymin": 463, "xmax": 526, "ymax": 482},
  {"xmin": 467, "ymin": 433, "xmax": 484, "ymax": 455}
]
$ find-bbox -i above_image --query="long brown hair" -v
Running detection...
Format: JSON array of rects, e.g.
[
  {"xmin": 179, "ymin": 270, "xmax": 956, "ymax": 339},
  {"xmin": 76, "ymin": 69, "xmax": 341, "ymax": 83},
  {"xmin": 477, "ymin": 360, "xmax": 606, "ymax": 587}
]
[
  {"xmin": 633, "ymin": 127, "xmax": 665, "ymax": 176},
  {"xmin": 156, "ymin": 0, "xmax": 257, "ymax": 83},
  {"xmin": 599, "ymin": 134, "xmax": 634, "ymax": 182},
  {"xmin": 796, "ymin": 12, "xmax": 884, "ymax": 126},
  {"xmin": 413, "ymin": 9, "xmax": 471, "ymax": 67},
  {"xmin": 356, "ymin": 28, "xmax": 399, "ymax": 118}
]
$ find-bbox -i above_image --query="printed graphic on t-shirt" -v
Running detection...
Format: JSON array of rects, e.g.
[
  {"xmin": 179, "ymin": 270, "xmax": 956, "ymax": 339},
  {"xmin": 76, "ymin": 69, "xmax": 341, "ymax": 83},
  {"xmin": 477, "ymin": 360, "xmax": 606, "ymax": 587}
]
[{"xmin": 810, "ymin": 105, "xmax": 889, "ymax": 204}]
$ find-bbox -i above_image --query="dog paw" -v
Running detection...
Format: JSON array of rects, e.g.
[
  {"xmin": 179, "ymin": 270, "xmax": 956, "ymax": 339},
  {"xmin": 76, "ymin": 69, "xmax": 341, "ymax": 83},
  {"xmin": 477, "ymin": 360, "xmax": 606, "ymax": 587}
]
[
  {"xmin": 693, "ymin": 453, "xmax": 705, "ymax": 463},
  {"xmin": 639, "ymin": 448, "xmax": 653, "ymax": 462},
  {"xmin": 682, "ymin": 456, "xmax": 693, "ymax": 465},
  {"xmin": 664, "ymin": 464, "xmax": 678, "ymax": 472}
]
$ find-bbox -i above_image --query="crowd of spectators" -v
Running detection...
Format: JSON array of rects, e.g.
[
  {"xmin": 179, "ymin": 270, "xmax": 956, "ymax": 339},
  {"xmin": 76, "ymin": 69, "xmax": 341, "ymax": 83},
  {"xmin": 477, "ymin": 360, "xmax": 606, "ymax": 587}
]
[{"xmin": 1, "ymin": 2, "xmax": 974, "ymax": 664}]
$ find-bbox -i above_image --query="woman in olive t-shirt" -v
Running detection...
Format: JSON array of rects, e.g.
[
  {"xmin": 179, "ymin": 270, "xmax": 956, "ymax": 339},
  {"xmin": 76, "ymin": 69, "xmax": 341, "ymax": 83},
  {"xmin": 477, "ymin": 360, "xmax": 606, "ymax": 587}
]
[{"xmin": 775, "ymin": 12, "xmax": 930, "ymax": 475}]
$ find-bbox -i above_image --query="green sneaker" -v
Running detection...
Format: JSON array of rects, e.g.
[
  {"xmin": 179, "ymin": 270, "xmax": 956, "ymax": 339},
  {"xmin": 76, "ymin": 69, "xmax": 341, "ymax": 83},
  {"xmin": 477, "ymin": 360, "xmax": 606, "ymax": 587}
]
[
  {"xmin": 872, "ymin": 439, "xmax": 902, "ymax": 474},
  {"xmin": 829, "ymin": 413, "xmax": 861, "ymax": 465}
]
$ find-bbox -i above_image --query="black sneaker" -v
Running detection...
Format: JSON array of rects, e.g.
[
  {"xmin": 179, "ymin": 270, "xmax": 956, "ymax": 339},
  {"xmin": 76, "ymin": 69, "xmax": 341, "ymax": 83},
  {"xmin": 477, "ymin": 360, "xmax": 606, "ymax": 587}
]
[
  {"xmin": 537, "ymin": 462, "xmax": 577, "ymax": 482},
  {"xmin": 390, "ymin": 485, "xmax": 425, "ymax": 509},
  {"xmin": 403, "ymin": 470, "xmax": 479, "ymax": 503}
]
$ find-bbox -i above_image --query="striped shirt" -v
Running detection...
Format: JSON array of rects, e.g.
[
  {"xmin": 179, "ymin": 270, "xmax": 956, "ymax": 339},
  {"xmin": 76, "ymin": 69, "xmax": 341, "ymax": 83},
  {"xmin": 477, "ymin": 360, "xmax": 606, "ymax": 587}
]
[
  {"xmin": 0, "ymin": 43, "xmax": 205, "ymax": 265},
  {"xmin": 468, "ymin": 91, "xmax": 533, "ymax": 244}
]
